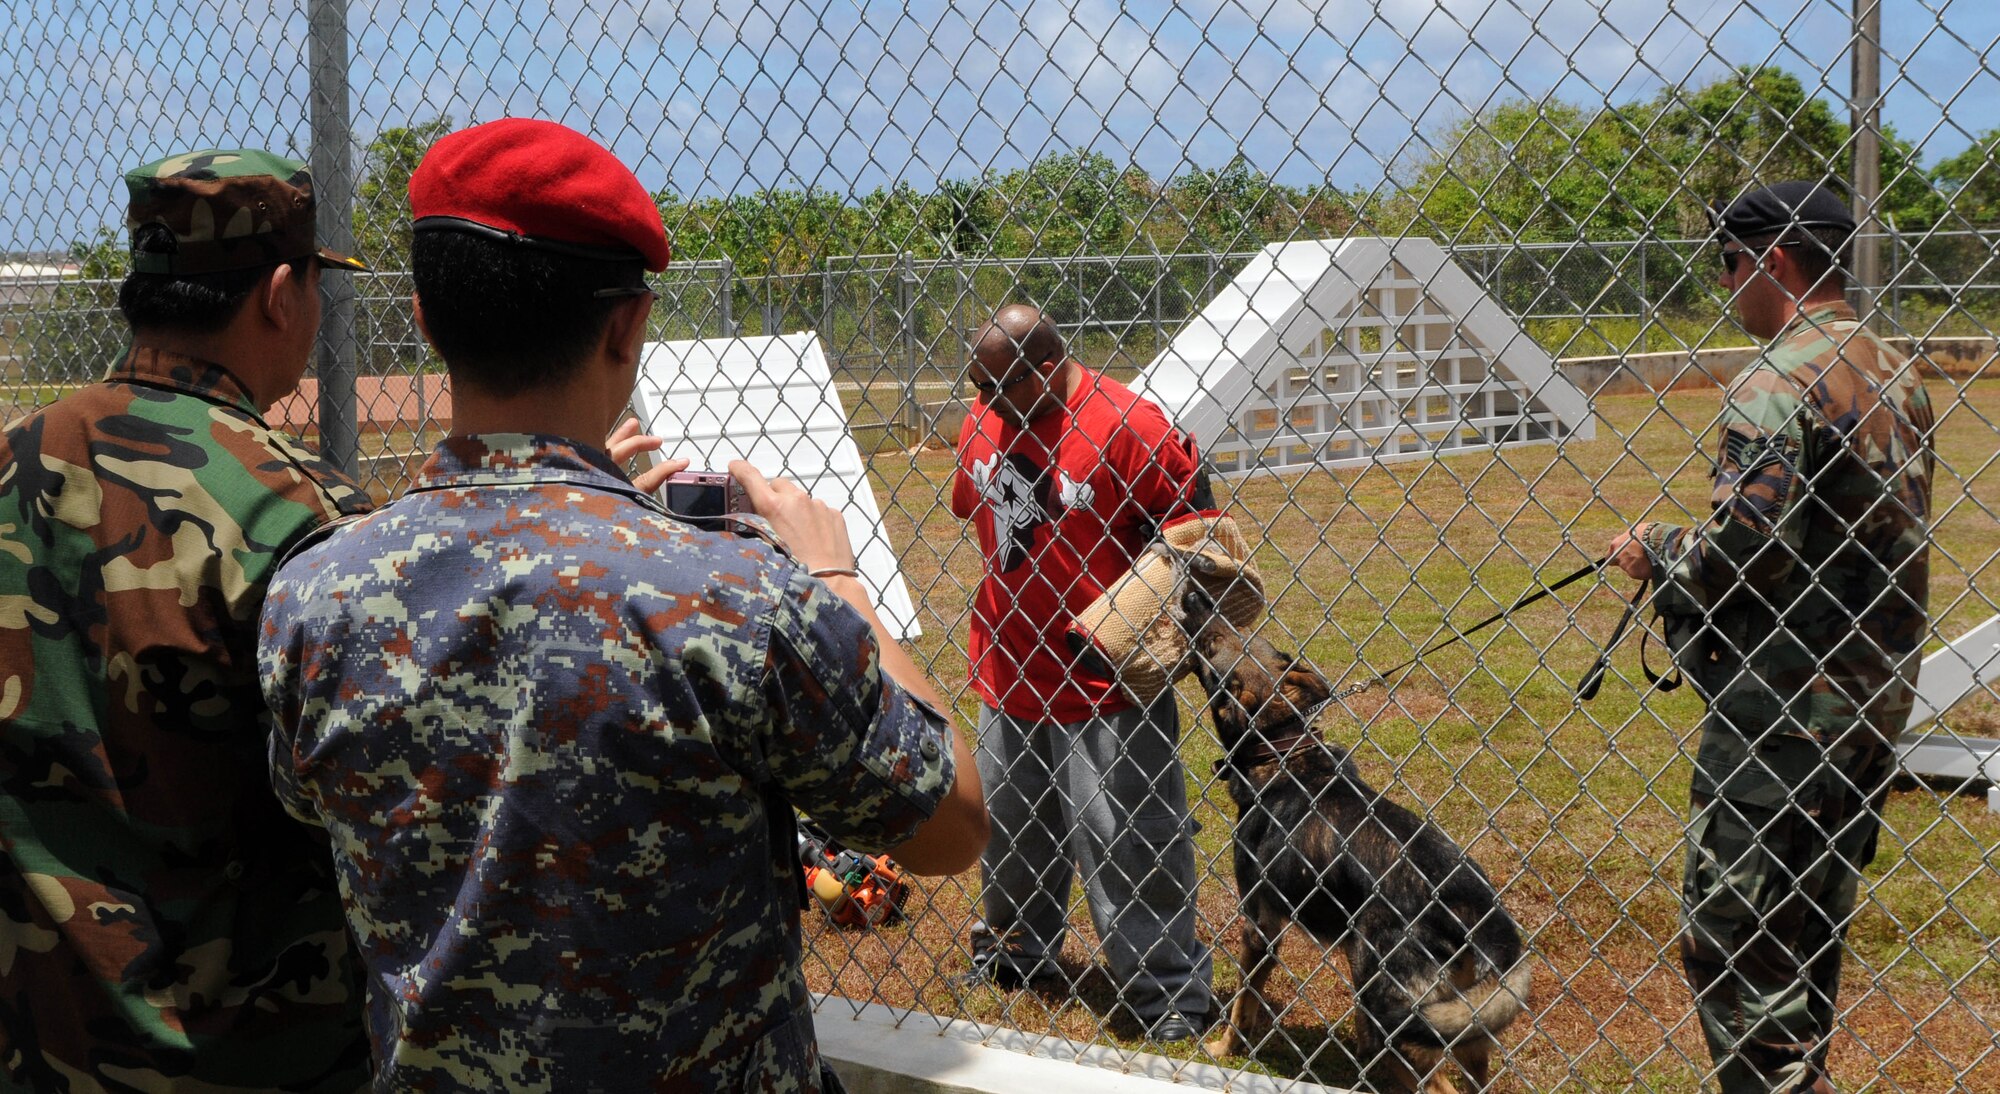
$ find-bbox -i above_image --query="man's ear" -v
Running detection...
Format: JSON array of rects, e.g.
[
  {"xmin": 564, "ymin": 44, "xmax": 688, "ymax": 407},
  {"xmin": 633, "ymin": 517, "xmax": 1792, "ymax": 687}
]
[
  {"xmin": 260, "ymin": 262, "xmax": 300, "ymax": 332},
  {"xmin": 1279, "ymin": 660, "xmax": 1331, "ymax": 713},
  {"xmin": 411, "ymin": 291, "xmax": 435, "ymax": 348},
  {"xmin": 602, "ymin": 294, "xmax": 651, "ymax": 369}
]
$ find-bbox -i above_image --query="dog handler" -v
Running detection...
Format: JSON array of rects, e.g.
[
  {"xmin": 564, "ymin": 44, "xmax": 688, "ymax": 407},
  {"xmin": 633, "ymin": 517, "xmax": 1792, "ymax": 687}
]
[
  {"xmin": 950, "ymin": 304, "xmax": 1215, "ymax": 1041},
  {"xmin": 1609, "ymin": 180, "xmax": 1933, "ymax": 1093},
  {"xmin": 258, "ymin": 119, "xmax": 986, "ymax": 1089}
]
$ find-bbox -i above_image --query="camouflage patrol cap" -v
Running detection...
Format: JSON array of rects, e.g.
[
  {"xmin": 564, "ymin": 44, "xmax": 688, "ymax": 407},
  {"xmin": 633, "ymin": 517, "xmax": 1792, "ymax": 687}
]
[
  {"xmin": 125, "ymin": 148, "xmax": 369, "ymax": 276},
  {"xmin": 1711, "ymin": 180, "xmax": 1857, "ymax": 243}
]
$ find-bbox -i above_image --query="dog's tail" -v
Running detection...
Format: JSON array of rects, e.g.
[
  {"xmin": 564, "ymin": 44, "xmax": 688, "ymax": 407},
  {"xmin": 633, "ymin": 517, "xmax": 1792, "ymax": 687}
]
[
  {"xmin": 1419, "ymin": 954, "xmax": 1532, "ymax": 1040},
  {"xmin": 1416, "ymin": 911, "xmax": 1533, "ymax": 1040}
]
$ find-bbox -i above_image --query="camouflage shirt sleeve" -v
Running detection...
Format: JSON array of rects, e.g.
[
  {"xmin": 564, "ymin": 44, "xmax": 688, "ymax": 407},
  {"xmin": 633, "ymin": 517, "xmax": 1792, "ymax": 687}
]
[
  {"xmin": 1645, "ymin": 362, "xmax": 1813, "ymax": 615},
  {"xmin": 759, "ymin": 567, "xmax": 953, "ymax": 850}
]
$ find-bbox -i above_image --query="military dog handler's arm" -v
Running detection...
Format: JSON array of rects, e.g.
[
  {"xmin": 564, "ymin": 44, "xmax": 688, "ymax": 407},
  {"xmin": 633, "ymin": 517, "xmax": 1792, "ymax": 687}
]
[{"xmin": 731, "ymin": 460, "xmax": 989, "ymax": 875}]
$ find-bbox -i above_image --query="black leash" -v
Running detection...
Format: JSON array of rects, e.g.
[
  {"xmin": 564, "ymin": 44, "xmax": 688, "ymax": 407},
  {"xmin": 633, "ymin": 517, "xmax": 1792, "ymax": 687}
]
[
  {"xmin": 1576, "ymin": 578, "xmax": 1641, "ymax": 700},
  {"xmin": 1328, "ymin": 557, "xmax": 1678, "ymax": 703},
  {"xmin": 1328, "ymin": 558, "xmax": 1609, "ymax": 703},
  {"xmin": 1577, "ymin": 577, "xmax": 1682, "ymax": 700}
]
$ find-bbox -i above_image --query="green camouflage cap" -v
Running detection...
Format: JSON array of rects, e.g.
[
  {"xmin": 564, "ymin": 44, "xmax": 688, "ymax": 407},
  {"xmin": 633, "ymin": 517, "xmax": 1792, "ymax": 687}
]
[{"xmin": 125, "ymin": 148, "xmax": 369, "ymax": 275}]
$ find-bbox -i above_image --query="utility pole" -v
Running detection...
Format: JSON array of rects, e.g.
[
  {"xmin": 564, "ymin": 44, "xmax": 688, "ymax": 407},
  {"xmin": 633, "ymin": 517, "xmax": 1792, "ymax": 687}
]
[
  {"xmin": 1851, "ymin": 0, "xmax": 1883, "ymax": 324},
  {"xmin": 309, "ymin": 0, "xmax": 359, "ymax": 476}
]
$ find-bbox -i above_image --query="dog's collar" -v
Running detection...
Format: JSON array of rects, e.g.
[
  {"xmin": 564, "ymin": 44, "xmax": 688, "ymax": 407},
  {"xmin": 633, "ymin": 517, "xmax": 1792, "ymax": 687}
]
[{"xmin": 1213, "ymin": 699, "xmax": 1332, "ymax": 775}]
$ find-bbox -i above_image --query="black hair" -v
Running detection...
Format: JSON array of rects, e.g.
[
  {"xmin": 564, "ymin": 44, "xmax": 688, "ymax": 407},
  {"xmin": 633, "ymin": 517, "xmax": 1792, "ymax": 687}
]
[
  {"xmin": 410, "ymin": 229, "xmax": 643, "ymax": 398},
  {"xmin": 117, "ymin": 224, "xmax": 296, "ymax": 334}
]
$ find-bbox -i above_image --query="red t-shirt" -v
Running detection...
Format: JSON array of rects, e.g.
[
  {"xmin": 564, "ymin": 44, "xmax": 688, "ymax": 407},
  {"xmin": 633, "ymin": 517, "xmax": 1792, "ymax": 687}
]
[{"xmin": 950, "ymin": 369, "xmax": 1201, "ymax": 722}]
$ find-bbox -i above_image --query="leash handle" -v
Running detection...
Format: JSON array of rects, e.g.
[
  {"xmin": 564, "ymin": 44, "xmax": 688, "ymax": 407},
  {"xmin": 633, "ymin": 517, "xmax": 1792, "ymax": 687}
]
[
  {"xmin": 1577, "ymin": 577, "xmax": 1647, "ymax": 700},
  {"xmin": 1638, "ymin": 624, "xmax": 1682, "ymax": 692}
]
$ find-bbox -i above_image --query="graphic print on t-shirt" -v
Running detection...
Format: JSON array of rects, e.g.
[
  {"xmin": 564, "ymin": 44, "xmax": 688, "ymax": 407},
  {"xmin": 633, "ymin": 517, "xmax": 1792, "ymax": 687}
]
[
  {"xmin": 969, "ymin": 450, "xmax": 1058, "ymax": 573},
  {"xmin": 1053, "ymin": 465, "xmax": 1095, "ymax": 514}
]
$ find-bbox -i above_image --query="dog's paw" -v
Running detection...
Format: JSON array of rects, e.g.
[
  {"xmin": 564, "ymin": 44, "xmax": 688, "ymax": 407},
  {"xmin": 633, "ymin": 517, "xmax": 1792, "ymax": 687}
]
[{"xmin": 1202, "ymin": 1034, "xmax": 1242, "ymax": 1059}]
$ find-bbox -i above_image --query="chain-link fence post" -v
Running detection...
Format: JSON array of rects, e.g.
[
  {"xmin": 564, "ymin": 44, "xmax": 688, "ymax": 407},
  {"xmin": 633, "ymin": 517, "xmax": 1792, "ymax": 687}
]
[
  {"xmin": 1890, "ymin": 221, "xmax": 1903, "ymax": 327},
  {"xmin": 1637, "ymin": 241, "xmax": 1649, "ymax": 353},
  {"xmin": 821, "ymin": 265, "xmax": 834, "ymax": 346},
  {"xmin": 719, "ymin": 256, "xmax": 735, "ymax": 337},
  {"xmin": 956, "ymin": 260, "xmax": 970, "ymax": 386},
  {"xmin": 1152, "ymin": 257, "xmax": 1165, "ymax": 350},
  {"xmin": 1852, "ymin": 0, "xmax": 1884, "ymax": 324},
  {"xmin": 308, "ymin": 0, "xmax": 359, "ymax": 478},
  {"xmin": 899, "ymin": 251, "xmax": 918, "ymax": 445}
]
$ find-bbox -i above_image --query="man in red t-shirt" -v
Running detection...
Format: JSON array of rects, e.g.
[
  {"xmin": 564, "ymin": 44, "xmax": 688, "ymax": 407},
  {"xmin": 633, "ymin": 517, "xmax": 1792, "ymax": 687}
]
[{"xmin": 949, "ymin": 304, "xmax": 1214, "ymax": 1042}]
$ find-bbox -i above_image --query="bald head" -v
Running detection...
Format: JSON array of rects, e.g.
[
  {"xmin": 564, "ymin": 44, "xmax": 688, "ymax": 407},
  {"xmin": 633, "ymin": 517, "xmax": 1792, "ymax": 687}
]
[
  {"xmin": 966, "ymin": 304, "xmax": 1073, "ymax": 428},
  {"xmin": 974, "ymin": 305, "xmax": 1064, "ymax": 371}
]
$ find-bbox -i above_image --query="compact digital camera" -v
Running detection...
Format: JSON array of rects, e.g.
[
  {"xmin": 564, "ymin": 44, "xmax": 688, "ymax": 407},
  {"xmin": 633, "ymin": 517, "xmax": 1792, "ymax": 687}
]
[{"xmin": 662, "ymin": 470, "xmax": 751, "ymax": 531}]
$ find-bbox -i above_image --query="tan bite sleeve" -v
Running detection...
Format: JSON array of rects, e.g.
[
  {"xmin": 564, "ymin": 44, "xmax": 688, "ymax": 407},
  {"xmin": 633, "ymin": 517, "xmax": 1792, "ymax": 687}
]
[{"xmin": 1068, "ymin": 512, "xmax": 1266, "ymax": 705}]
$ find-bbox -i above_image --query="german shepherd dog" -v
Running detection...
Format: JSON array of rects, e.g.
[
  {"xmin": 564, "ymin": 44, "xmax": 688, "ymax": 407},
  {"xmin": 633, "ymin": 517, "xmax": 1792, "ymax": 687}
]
[{"xmin": 1177, "ymin": 586, "xmax": 1531, "ymax": 1093}]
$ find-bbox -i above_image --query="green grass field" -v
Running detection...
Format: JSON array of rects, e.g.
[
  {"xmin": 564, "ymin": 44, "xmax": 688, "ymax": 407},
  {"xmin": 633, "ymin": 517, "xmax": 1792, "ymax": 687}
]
[{"xmin": 808, "ymin": 380, "xmax": 2000, "ymax": 1092}]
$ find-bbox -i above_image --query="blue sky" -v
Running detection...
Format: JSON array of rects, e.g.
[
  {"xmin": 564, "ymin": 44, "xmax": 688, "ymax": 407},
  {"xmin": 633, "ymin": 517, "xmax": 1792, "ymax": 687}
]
[{"xmin": 2, "ymin": 0, "xmax": 1994, "ymax": 251}]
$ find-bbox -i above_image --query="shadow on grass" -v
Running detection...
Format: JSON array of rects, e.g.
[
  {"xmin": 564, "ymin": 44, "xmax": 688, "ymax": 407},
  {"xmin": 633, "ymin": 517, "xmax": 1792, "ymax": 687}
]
[{"xmin": 1217, "ymin": 1020, "xmax": 1369, "ymax": 1090}]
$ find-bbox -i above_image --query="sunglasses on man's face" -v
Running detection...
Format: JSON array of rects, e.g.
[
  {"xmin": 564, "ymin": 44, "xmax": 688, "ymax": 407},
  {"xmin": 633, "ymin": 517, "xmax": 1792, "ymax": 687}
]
[
  {"xmin": 1718, "ymin": 240, "xmax": 1804, "ymax": 274},
  {"xmin": 967, "ymin": 359, "xmax": 1044, "ymax": 396},
  {"xmin": 592, "ymin": 285, "xmax": 658, "ymax": 300}
]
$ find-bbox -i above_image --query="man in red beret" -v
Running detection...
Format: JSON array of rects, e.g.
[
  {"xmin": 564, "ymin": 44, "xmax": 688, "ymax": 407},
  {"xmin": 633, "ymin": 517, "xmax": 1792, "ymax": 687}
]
[{"xmin": 255, "ymin": 118, "xmax": 987, "ymax": 1091}]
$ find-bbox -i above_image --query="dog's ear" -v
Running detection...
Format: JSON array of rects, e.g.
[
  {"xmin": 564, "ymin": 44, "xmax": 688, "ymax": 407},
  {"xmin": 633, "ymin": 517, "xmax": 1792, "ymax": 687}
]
[{"xmin": 1278, "ymin": 658, "xmax": 1331, "ymax": 715}]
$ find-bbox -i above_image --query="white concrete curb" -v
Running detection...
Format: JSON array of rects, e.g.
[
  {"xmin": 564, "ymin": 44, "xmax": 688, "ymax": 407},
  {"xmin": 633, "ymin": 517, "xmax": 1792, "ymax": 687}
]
[{"xmin": 813, "ymin": 996, "xmax": 1359, "ymax": 1094}]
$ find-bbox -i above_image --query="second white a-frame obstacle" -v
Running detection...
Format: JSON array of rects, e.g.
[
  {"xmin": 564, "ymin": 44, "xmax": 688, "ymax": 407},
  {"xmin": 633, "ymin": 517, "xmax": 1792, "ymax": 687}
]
[{"xmin": 1131, "ymin": 237, "xmax": 1595, "ymax": 477}]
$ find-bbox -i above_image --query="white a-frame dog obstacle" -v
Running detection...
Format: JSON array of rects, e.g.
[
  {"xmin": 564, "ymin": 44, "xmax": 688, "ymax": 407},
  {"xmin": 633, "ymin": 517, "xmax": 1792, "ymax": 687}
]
[
  {"xmin": 1900, "ymin": 616, "xmax": 2000, "ymax": 812},
  {"xmin": 627, "ymin": 332, "xmax": 922, "ymax": 642},
  {"xmin": 1131, "ymin": 237, "xmax": 1594, "ymax": 477}
]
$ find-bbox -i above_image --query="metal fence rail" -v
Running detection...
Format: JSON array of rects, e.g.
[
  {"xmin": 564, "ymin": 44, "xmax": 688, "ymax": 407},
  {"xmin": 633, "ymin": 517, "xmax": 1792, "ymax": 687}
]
[
  {"xmin": 4, "ymin": 1, "xmax": 1999, "ymax": 1091},
  {"xmin": 11, "ymin": 231, "xmax": 1997, "ymax": 453}
]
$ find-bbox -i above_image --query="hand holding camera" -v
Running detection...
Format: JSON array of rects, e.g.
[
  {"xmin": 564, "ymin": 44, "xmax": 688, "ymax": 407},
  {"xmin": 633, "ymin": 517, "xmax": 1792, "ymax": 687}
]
[
  {"xmin": 661, "ymin": 470, "xmax": 751, "ymax": 526},
  {"xmin": 645, "ymin": 451, "xmax": 857, "ymax": 581},
  {"xmin": 729, "ymin": 460, "xmax": 859, "ymax": 578}
]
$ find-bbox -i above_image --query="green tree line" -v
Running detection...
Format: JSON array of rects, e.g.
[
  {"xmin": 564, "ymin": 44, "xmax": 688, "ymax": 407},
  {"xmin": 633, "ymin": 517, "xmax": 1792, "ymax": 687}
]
[
  {"xmin": 338, "ymin": 67, "xmax": 1984, "ymax": 272},
  {"xmin": 57, "ymin": 64, "xmax": 2000, "ymax": 331},
  {"xmin": 1379, "ymin": 66, "xmax": 1953, "ymax": 243}
]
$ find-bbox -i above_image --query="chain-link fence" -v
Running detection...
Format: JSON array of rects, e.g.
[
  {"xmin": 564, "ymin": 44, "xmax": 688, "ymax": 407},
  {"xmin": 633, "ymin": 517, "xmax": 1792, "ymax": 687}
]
[{"xmin": 4, "ymin": 1, "xmax": 1999, "ymax": 1091}]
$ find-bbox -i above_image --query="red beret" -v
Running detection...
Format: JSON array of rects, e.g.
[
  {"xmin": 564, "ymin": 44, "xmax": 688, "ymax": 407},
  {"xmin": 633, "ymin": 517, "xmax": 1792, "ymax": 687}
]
[{"xmin": 409, "ymin": 118, "xmax": 670, "ymax": 272}]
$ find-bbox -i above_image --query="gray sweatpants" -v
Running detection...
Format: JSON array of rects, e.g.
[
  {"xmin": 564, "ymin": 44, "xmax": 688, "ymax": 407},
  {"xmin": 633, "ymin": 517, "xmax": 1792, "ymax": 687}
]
[{"xmin": 968, "ymin": 695, "xmax": 1214, "ymax": 1023}]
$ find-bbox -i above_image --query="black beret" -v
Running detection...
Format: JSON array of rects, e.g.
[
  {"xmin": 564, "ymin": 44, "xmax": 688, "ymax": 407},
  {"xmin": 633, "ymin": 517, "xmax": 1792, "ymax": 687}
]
[{"xmin": 1711, "ymin": 180, "xmax": 1856, "ymax": 242}]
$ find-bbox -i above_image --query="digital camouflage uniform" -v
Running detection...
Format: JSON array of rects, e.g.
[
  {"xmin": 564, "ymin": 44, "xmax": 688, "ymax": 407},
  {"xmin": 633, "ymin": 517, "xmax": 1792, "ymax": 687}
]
[
  {"xmin": 259, "ymin": 434, "xmax": 954, "ymax": 1092},
  {"xmin": 0, "ymin": 348, "xmax": 373, "ymax": 1090},
  {"xmin": 1643, "ymin": 301, "xmax": 1933, "ymax": 1092}
]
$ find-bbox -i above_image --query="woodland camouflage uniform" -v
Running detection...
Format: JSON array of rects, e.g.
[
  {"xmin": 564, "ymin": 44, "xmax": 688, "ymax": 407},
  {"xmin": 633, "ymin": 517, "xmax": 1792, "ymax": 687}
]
[
  {"xmin": 1643, "ymin": 300, "xmax": 1934, "ymax": 1092},
  {"xmin": 0, "ymin": 150, "xmax": 371, "ymax": 1091}
]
